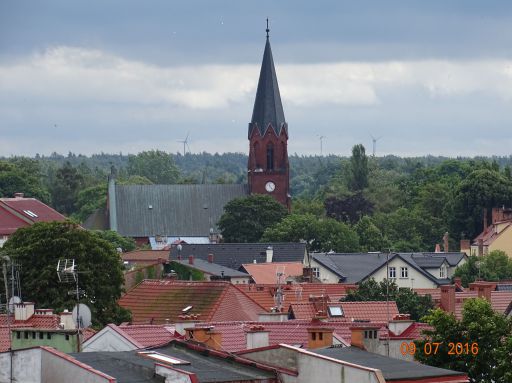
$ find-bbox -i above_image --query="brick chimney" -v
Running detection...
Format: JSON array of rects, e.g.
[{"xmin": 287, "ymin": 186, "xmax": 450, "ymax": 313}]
[
  {"xmin": 469, "ymin": 281, "xmax": 495, "ymax": 302},
  {"xmin": 265, "ymin": 246, "xmax": 273, "ymax": 263},
  {"xmin": 13, "ymin": 192, "xmax": 24, "ymax": 198},
  {"xmin": 434, "ymin": 244, "xmax": 441, "ymax": 253},
  {"xmin": 350, "ymin": 326, "xmax": 380, "ymax": 350},
  {"xmin": 188, "ymin": 255, "xmax": 194, "ymax": 265},
  {"xmin": 440, "ymin": 285, "xmax": 455, "ymax": 314},
  {"xmin": 187, "ymin": 326, "xmax": 222, "ymax": 350},
  {"xmin": 207, "ymin": 253, "xmax": 214, "ymax": 263},
  {"xmin": 483, "ymin": 208, "xmax": 488, "ymax": 231},
  {"xmin": 388, "ymin": 314, "xmax": 414, "ymax": 336},
  {"xmin": 477, "ymin": 239, "xmax": 484, "ymax": 257},
  {"xmin": 246, "ymin": 325, "xmax": 270, "ymax": 349},
  {"xmin": 443, "ymin": 232, "xmax": 449, "ymax": 253},
  {"xmin": 307, "ymin": 327, "xmax": 334, "ymax": 349},
  {"xmin": 14, "ymin": 302, "xmax": 35, "ymax": 321},
  {"xmin": 460, "ymin": 240, "xmax": 470, "ymax": 253},
  {"xmin": 454, "ymin": 277, "xmax": 462, "ymax": 290}
]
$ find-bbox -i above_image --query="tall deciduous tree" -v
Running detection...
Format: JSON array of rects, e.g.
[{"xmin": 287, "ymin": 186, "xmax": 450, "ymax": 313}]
[
  {"xmin": 127, "ymin": 150, "xmax": 180, "ymax": 184},
  {"xmin": 453, "ymin": 250, "xmax": 512, "ymax": 286},
  {"xmin": 0, "ymin": 159, "xmax": 50, "ymax": 202},
  {"xmin": 415, "ymin": 299, "xmax": 512, "ymax": 383},
  {"xmin": 348, "ymin": 144, "xmax": 369, "ymax": 191},
  {"xmin": 1, "ymin": 222, "xmax": 131, "ymax": 326},
  {"xmin": 50, "ymin": 161, "xmax": 85, "ymax": 215},
  {"xmin": 217, "ymin": 195, "xmax": 288, "ymax": 243},
  {"xmin": 324, "ymin": 192, "xmax": 374, "ymax": 224}
]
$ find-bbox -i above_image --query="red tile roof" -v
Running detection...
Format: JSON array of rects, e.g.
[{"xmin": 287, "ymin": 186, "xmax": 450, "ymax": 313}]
[
  {"xmin": 289, "ymin": 303, "xmax": 317, "ymax": 320},
  {"xmin": 118, "ymin": 280, "xmax": 266, "ymax": 324},
  {"xmin": 451, "ymin": 291, "xmax": 512, "ymax": 319},
  {"xmin": 393, "ymin": 322, "xmax": 432, "ymax": 339},
  {"xmin": 339, "ymin": 301, "xmax": 399, "ymax": 322},
  {"xmin": 235, "ymin": 283, "xmax": 357, "ymax": 313},
  {"xmin": 121, "ymin": 250, "xmax": 169, "ymax": 264},
  {"xmin": 242, "ymin": 262, "xmax": 304, "ymax": 284}
]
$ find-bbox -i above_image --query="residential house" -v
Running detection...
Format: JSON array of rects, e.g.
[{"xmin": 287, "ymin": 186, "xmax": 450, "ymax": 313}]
[
  {"xmin": 0, "ymin": 193, "xmax": 67, "ymax": 246},
  {"xmin": 471, "ymin": 206, "xmax": 512, "ymax": 257},
  {"xmin": 241, "ymin": 261, "xmax": 305, "ymax": 284},
  {"xmin": 170, "ymin": 255, "xmax": 251, "ymax": 284}
]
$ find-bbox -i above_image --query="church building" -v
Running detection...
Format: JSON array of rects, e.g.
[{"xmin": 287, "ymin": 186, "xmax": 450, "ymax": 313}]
[{"xmin": 84, "ymin": 26, "xmax": 290, "ymax": 245}]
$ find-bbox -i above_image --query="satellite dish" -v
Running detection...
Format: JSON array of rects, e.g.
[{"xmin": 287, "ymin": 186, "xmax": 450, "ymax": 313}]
[
  {"xmin": 72, "ymin": 303, "xmax": 92, "ymax": 328},
  {"xmin": 8, "ymin": 296, "xmax": 21, "ymax": 313}
]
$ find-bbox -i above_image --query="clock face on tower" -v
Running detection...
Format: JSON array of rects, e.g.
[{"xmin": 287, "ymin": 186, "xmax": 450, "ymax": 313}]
[{"xmin": 265, "ymin": 181, "xmax": 276, "ymax": 193}]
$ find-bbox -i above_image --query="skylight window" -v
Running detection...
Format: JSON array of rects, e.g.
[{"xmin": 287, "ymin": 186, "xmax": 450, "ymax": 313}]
[
  {"xmin": 23, "ymin": 210, "xmax": 38, "ymax": 218},
  {"xmin": 138, "ymin": 351, "xmax": 190, "ymax": 365},
  {"xmin": 328, "ymin": 306, "xmax": 343, "ymax": 317}
]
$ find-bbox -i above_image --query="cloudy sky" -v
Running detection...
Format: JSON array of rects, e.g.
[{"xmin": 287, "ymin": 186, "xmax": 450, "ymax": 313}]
[{"xmin": 1, "ymin": 1, "xmax": 512, "ymax": 157}]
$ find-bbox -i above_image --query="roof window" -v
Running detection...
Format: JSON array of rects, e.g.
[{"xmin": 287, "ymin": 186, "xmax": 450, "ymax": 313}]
[
  {"xmin": 23, "ymin": 210, "xmax": 38, "ymax": 218},
  {"xmin": 328, "ymin": 306, "xmax": 343, "ymax": 317},
  {"xmin": 138, "ymin": 351, "xmax": 190, "ymax": 365}
]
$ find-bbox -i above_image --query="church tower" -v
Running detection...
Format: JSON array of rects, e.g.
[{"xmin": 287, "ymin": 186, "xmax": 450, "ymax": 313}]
[{"xmin": 247, "ymin": 23, "xmax": 290, "ymax": 209}]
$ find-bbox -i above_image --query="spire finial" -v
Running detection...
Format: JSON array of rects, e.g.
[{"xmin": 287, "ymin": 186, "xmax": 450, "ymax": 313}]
[{"xmin": 266, "ymin": 18, "xmax": 269, "ymax": 38}]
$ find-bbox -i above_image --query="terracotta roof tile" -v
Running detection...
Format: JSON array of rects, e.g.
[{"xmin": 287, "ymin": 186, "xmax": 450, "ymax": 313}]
[
  {"xmin": 289, "ymin": 303, "xmax": 317, "ymax": 320},
  {"xmin": 339, "ymin": 301, "xmax": 399, "ymax": 322},
  {"xmin": 241, "ymin": 262, "xmax": 304, "ymax": 284},
  {"xmin": 0, "ymin": 198, "xmax": 67, "ymax": 223},
  {"xmin": 118, "ymin": 280, "xmax": 266, "ymax": 324}
]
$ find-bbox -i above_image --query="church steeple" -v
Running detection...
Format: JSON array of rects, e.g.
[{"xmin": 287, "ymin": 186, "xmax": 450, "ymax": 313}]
[
  {"xmin": 249, "ymin": 21, "xmax": 287, "ymax": 138},
  {"xmin": 247, "ymin": 22, "xmax": 290, "ymax": 210}
]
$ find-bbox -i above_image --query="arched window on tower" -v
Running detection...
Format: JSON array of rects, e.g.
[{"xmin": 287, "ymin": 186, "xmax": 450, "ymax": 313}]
[
  {"xmin": 253, "ymin": 142, "xmax": 260, "ymax": 168},
  {"xmin": 266, "ymin": 143, "xmax": 274, "ymax": 170}
]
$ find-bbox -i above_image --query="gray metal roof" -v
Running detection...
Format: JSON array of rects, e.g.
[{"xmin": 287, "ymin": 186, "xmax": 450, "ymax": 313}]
[
  {"xmin": 114, "ymin": 184, "xmax": 248, "ymax": 237},
  {"xmin": 71, "ymin": 342, "xmax": 275, "ymax": 382},
  {"xmin": 314, "ymin": 347, "xmax": 465, "ymax": 380},
  {"xmin": 170, "ymin": 242, "xmax": 307, "ymax": 271},
  {"xmin": 249, "ymin": 37, "xmax": 287, "ymax": 138},
  {"xmin": 173, "ymin": 258, "xmax": 249, "ymax": 278}
]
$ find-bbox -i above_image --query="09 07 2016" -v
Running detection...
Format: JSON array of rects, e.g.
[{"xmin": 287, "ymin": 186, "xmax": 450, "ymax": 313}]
[{"xmin": 400, "ymin": 341, "xmax": 479, "ymax": 356}]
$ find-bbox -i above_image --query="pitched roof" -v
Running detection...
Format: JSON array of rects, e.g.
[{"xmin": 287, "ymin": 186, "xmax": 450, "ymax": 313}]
[
  {"xmin": 314, "ymin": 347, "xmax": 467, "ymax": 380},
  {"xmin": 236, "ymin": 283, "xmax": 356, "ymax": 313},
  {"xmin": 118, "ymin": 280, "xmax": 265, "ymax": 324},
  {"xmin": 0, "ymin": 197, "xmax": 67, "ymax": 235},
  {"xmin": 172, "ymin": 258, "xmax": 249, "ymax": 278},
  {"xmin": 114, "ymin": 324, "xmax": 178, "ymax": 348},
  {"xmin": 249, "ymin": 36, "xmax": 287, "ymax": 138},
  {"xmin": 168, "ymin": 242, "xmax": 306, "ymax": 271},
  {"xmin": 111, "ymin": 183, "xmax": 248, "ymax": 237},
  {"xmin": 241, "ymin": 262, "xmax": 304, "ymax": 284},
  {"xmin": 339, "ymin": 301, "xmax": 399, "ymax": 322}
]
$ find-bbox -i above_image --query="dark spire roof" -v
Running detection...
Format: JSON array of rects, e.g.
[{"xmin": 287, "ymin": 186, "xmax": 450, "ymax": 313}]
[{"xmin": 249, "ymin": 33, "xmax": 287, "ymax": 137}]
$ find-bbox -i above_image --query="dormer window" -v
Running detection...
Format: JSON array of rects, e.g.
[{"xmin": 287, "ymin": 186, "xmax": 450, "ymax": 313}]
[{"xmin": 440, "ymin": 264, "xmax": 447, "ymax": 279}]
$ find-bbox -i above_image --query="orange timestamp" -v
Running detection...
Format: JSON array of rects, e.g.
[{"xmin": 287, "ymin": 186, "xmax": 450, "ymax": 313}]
[{"xmin": 400, "ymin": 342, "xmax": 479, "ymax": 356}]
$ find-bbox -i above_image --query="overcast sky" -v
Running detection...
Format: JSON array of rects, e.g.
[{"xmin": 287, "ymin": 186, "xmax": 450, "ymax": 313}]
[{"xmin": 1, "ymin": 1, "xmax": 512, "ymax": 157}]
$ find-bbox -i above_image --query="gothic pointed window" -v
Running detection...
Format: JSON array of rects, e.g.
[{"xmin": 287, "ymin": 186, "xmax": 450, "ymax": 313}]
[{"xmin": 266, "ymin": 143, "xmax": 274, "ymax": 170}]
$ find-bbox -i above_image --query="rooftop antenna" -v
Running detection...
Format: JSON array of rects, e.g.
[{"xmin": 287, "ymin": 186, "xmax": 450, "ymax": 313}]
[
  {"xmin": 177, "ymin": 132, "xmax": 190, "ymax": 156},
  {"xmin": 274, "ymin": 266, "xmax": 285, "ymax": 312},
  {"xmin": 57, "ymin": 259, "xmax": 90, "ymax": 352},
  {"xmin": 370, "ymin": 134, "xmax": 382, "ymax": 157},
  {"xmin": 317, "ymin": 135, "xmax": 326, "ymax": 156}
]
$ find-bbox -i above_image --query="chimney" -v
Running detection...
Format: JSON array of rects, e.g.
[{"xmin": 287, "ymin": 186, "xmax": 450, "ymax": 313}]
[
  {"xmin": 175, "ymin": 316, "xmax": 201, "ymax": 335},
  {"xmin": 434, "ymin": 244, "xmax": 441, "ymax": 253},
  {"xmin": 454, "ymin": 277, "xmax": 462, "ymax": 290},
  {"xmin": 492, "ymin": 207, "xmax": 502, "ymax": 224},
  {"xmin": 443, "ymin": 232, "xmax": 449, "ymax": 253},
  {"xmin": 440, "ymin": 285, "xmax": 455, "ymax": 314},
  {"xmin": 13, "ymin": 192, "xmax": 24, "ymax": 198},
  {"xmin": 388, "ymin": 314, "xmax": 414, "ymax": 336},
  {"xmin": 207, "ymin": 253, "xmax": 214, "ymax": 263},
  {"xmin": 60, "ymin": 310, "xmax": 76, "ymax": 330},
  {"xmin": 187, "ymin": 326, "xmax": 222, "ymax": 350},
  {"xmin": 14, "ymin": 302, "xmax": 35, "ymax": 321},
  {"xmin": 107, "ymin": 169, "xmax": 118, "ymax": 232},
  {"xmin": 307, "ymin": 327, "xmax": 334, "ymax": 349},
  {"xmin": 469, "ymin": 282, "xmax": 494, "ymax": 302},
  {"xmin": 483, "ymin": 208, "xmax": 488, "ymax": 232},
  {"xmin": 478, "ymin": 239, "xmax": 484, "ymax": 257},
  {"xmin": 188, "ymin": 255, "xmax": 194, "ymax": 265},
  {"xmin": 258, "ymin": 312, "xmax": 288, "ymax": 322},
  {"xmin": 460, "ymin": 240, "xmax": 470, "ymax": 253},
  {"xmin": 246, "ymin": 325, "xmax": 270, "ymax": 349},
  {"xmin": 265, "ymin": 246, "xmax": 273, "ymax": 263}
]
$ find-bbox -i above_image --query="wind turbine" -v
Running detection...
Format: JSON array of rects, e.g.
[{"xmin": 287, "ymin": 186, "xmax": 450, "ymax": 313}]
[
  {"xmin": 369, "ymin": 133, "xmax": 382, "ymax": 157},
  {"xmin": 317, "ymin": 135, "xmax": 326, "ymax": 156},
  {"xmin": 177, "ymin": 132, "xmax": 191, "ymax": 156}
]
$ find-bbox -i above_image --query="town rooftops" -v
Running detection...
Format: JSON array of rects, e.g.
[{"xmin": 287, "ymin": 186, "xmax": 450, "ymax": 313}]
[
  {"xmin": 288, "ymin": 301, "xmax": 399, "ymax": 322},
  {"xmin": 118, "ymin": 280, "xmax": 266, "ymax": 324},
  {"xmin": 315, "ymin": 346, "xmax": 467, "ymax": 381},
  {"xmin": 241, "ymin": 262, "xmax": 304, "ymax": 284},
  {"xmin": 172, "ymin": 257, "xmax": 249, "ymax": 278}
]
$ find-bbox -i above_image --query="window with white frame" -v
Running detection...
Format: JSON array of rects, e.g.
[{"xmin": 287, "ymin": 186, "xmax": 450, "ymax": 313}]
[
  {"xmin": 312, "ymin": 267, "xmax": 320, "ymax": 278},
  {"xmin": 440, "ymin": 265, "xmax": 447, "ymax": 279},
  {"xmin": 400, "ymin": 267, "xmax": 409, "ymax": 278},
  {"xmin": 388, "ymin": 267, "xmax": 396, "ymax": 278}
]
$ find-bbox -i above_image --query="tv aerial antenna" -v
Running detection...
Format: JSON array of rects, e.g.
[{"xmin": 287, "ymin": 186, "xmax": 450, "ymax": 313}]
[
  {"xmin": 273, "ymin": 266, "xmax": 286, "ymax": 312},
  {"xmin": 56, "ymin": 259, "xmax": 91, "ymax": 352},
  {"xmin": 177, "ymin": 132, "xmax": 191, "ymax": 156},
  {"xmin": 369, "ymin": 133, "xmax": 383, "ymax": 157}
]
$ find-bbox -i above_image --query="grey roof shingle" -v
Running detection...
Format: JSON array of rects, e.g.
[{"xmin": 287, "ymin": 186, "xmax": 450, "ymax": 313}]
[
  {"xmin": 314, "ymin": 347, "xmax": 465, "ymax": 380},
  {"xmin": 249, "ymin": 37, "xmax": 287, "ymax": 138},
  {"xmin": 170, "ymin": 242, "xmax": 306, "ymax": 271},
  {"xmin": 172, "ymin": 258, "xmax": 249, "ymax": 278},
  {"xmin": 114, "ymin": 184, "xmax": 248, "ymax": 237}
]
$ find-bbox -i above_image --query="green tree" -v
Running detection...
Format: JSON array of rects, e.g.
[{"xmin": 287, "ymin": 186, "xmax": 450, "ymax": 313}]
[
  {"xmin": 414, "ymin": 299, "xmax": 512, "ymax": 383},
  {"xmin": 454, "ymin": 250, "xmax": 512, "ymax": 286},
  {"xmin": 324, "ymin": 192, "xmax": 374, "ymax": 224},
  {"xmin": 343, "ymin": 278, "xmax": 434, "ymax": 321},
  {"xmin": 261, "ymin": 213, "xmax": 360, "ymax": 252},
  {"xmin": 93, "ymin": 230, "xmax": 136, "ymax": 253},
  {"xmin": 348, "ymin": 144, "xmax": 369, "ymax": 191},
  {"xmin": 218, "ymin": 194, "xmax": 288, "ymax": 242},
  {"xmin": 127, "ymin": 150, "xmax": 180, "ymax": 184},
  {"xmin": 355, "ymin": 216, "xmax": 389, "ymax": 252},
  {"xmin": 73, "ymin": 184, "xmax": 107, "ymax": 222},
  {"xmin": 50, "ymin": 162, "xmax": 85, "ymax": 215},
  {"xmin": 0, "ymin": 160, "xmax": 50, "ymax": 202},
  {"xmin": 1, "ymin": 222, "xmax": 131, "ymax": 326}
]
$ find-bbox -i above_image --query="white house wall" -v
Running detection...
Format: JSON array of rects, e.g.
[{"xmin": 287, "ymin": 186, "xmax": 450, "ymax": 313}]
[
  {"xmin": 309, "ymin": 258, "xmax": 343, "ymax": 283},
  {"xmin": 0, "ymin": 348, "xmax": 42, "ymax": 383},
  {"xmin": 41, "ymin": 349, "xmax": 112, "ymax": 383},
  {"xmin": 366, "ymin": 258, "xmax": 438, "ymax": 289},
  {"xmin": 82, "ymin": 327, "xmax": 138, "ymax": 352}
]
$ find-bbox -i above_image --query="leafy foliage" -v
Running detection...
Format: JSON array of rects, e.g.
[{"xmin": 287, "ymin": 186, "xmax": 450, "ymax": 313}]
[
  {"xmin": 1, "ymin": 222, "xmax": 131, "ymax": 327},
  {"xmin": 454, "ymin": 250, "xmax": 512, "ymax": 286},
  {"xmin": 127, "ymin": 150, "xmax": 180, "ymax": 184},
  {"xmin": 348, "ymin": 144, "xmax": 369, "ymax": 191},
  {"xmin": 218, "ymin": 194, "xmax": 288, "ymax": 243},
  {"xmin": 414, "ymin": 299, "xmax": 512, "ymax": 383},
  {"xmin": 324, "ymin": 192, "xmax": 374, "ymax": 224},
  {"xmin": 343, "ymin": 278, "xmax": 434, "ymax": 321},
  {"xmin": 93, "ymin": 230, "xmax": 136, "ymax": 253}
]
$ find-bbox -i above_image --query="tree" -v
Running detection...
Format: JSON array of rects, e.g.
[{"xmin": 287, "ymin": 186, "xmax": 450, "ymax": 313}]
[
  {"xmin": 1, "ymin": 222, "xmax": 131, "ymax": 326},
  {"xmin": 343, "ymin": 278, "xmax": 434, "ymax": 321},
  {"xmin": 261, "ymin": 213, "xmax": 360, "ymax": 253},
  {"xmin": 127, "ymin": 150, "xmax": 180, "ymax": 184},
  {"xmin": 73, "ymin": 184, "xmax": 107, "ymax": 222},
  {"xmin": 217, "ymin": 195, "xmax": 288, "ymax": 242},
  {"xmin": 414, "ymin": 298, "xmax": 512, "ymax": 383},
  {"xmin": 93, "ymin": 230, "xmax": 136, "ymax": 253},
  {"xmin": 324, "ymin": 192, "xmax": 374, "ymax": 224},
  {"xmin": 454, "ymin": 250, "xmax": 512, "ymax": 286},
  {"xmin": 348, "ymin": 144, "xmax": 369, "ymax": 191},
  {"xmin": 355, "ymin": 216, "xmax": 389, "ymax": 252},
  {"xmin": 0, "ymin": 159, "xmax": 50, "ymax": 202},
  {"xmin": 50, "ymin": 161, "xmax": 85, "ymax": 215}
]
